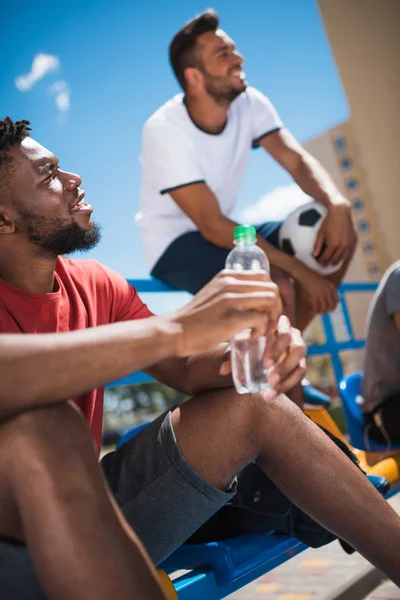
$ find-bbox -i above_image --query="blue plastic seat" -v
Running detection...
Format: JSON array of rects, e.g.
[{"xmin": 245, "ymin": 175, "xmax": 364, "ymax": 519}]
[
  {"xmin": 162, "ymin": 535, "xmax": 306, "ymax": 587},
  {"xmin": 302, "ymin": 381, "xmax": 331, "ymax": 407},
  {"xmin": 117, "ymin": 422, "xmax": 149, "ymax": 446},
  {"xmin": 339, "ymin": 372, "xmax": 400, "ymax": 451},
  {"xmin": 116, "ymin": 422, "xmax": 390, "ymax": 598}
]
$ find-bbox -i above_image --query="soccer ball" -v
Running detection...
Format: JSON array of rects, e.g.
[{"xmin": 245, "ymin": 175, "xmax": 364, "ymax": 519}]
[{"xmin": 278, "ymin": 200, "xmax": 343, "ymax": 275}]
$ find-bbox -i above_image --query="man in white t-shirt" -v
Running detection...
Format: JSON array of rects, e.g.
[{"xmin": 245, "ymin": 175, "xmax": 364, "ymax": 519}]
[{"xmin": 136, "ymin": 9, "xmax": 357, "ymax": 338}]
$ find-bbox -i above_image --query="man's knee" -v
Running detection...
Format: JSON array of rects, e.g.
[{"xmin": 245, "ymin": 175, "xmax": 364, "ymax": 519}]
[
  {"xmin": 0, "ymin": 402, "xmax": 92, "ymax": 472},
  {"xmin": 270, "ymin": 267, "xmax": 296, "ymax": 317},
  {"xmin": 186, "ymin": 386, "xmax": 300, "ymax": 453},
  {"xmin": 270, "ymin": 268, "xmax": 294, "ymax": 294}
]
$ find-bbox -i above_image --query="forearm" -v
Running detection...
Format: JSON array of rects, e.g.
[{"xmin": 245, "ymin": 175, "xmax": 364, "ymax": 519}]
[
  {"xmin": 145, "ymin": 343, "xmax": 233, "ymax": 397},
  {"xmin": 0, "ymin": 316, "xmax": 180, "ymax": 421},
  {"xmin": 291, "ymin": 152, "xmax": 348, "ymax": 208},
  {"xmin": 184, "ymin": 344, "xmax": 233, "ymax": 395}
]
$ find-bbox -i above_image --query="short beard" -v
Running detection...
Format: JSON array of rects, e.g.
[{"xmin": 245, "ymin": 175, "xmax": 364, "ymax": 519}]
[
  {"xmin": 20, "ymin": 211, "xmax": 101, "ymax": 257},
  {"xmin": 204, "ymin": 72, "xmax": 246, "ymax": 107}
]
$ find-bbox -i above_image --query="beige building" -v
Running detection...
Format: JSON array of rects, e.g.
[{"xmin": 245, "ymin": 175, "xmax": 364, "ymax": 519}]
[
  {"xmin": 304, "ymin": 1, "xmax": 400, "ymax": 382},
  {"xmin": 317, "ymin": 0, "xmax": 400, "ymax": 269},
  {"xmin": 303, "ymin": 123, "xmax": 376, "ymax": 378},
  {"xmin": 304, "ymin": 121, "xmax": 385, "ymax": 285}
]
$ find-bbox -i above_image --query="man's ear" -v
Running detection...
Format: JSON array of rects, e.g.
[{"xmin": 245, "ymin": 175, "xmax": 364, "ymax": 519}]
[
  {"xmin": 184, "ymin": 66, "xmax": 204, "ymax": 91},
  {"xmin": 0, "ymin": 208, "xmax": 16, "ymax": 234}
]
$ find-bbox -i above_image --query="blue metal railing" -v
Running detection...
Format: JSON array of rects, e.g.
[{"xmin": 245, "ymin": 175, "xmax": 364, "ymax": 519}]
[{"xmin": 106, "ymin": 279, "xmax": 377, "ymax": 389}]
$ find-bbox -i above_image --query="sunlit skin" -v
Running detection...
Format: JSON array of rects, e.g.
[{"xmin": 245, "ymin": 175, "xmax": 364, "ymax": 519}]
[
  {"xmin": 195, "ymin": 29, "xmax": 247, "ymax": 97},
  {"xmin": 0, "ymin": 137, "xmax": 97, "ymax": 293},
  {"xmin": 7, "ymin": 137, "xmax": 93, "ymax": 230},
  {"xmin": 183, "ymin": 29, "xmax": 248, "ymax": 133}
]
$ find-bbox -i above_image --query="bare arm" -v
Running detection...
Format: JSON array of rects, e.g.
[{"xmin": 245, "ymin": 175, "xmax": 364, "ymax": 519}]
[
  {"xmin": 0, "ymin": 317, "xmax": 180, "ymax": 421},
  {"xmin": 145, "ymin": 344, "xmax": 232, "ymax": 396},
  {"xmin": 0, "ymin": 271, "xmax": 282, "ymax": 421},
  {"xmin": 147, "ymin": 317, "xmax": 307, "ymax": 400},
  {"xmin": 260, "ymin": 128, "xmax": 347, "ymax": 207},
  {"xmin": 169, "ymin": 182, "xmax": 340, "ymax": 315},
  {"xmin": 169, "ymin": 182, "xmax": 306, "ymax": 280},
  {"xmin": 260, "ymin": 129, "xmax": 357, "ymax": 265}
]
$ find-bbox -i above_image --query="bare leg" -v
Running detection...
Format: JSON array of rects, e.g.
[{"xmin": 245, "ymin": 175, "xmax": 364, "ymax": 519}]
[
  {"xmin": 0, "ymin": 403, "xmax": 166, "ymax": 600},
  {"xmin": 172, "ymin": 389, "xmax": 400, "ymax": 585},
  {"xmin": 296, "ymin": 244, "xmax": 356, "ymax": 331},
  {"xmin": 270, "ymin": 266, "xmax": 303, "ymax": 408}
]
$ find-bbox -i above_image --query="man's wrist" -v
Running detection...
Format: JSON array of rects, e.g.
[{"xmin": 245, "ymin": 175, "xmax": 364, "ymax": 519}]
[
  {"xmin": 156, "ymin": 315, "xmax": 185, "ymax": 359},
  {"xmin": 326, "ymin": 195, "xmax": 351, "ymax": 210}
]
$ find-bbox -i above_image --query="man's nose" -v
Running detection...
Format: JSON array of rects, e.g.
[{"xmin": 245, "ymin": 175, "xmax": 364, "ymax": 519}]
[
  {"xmin": 63, "ymin": 171, "xmax": 82, "ymax": 190},
  {"xmin": 234, "ymin": 50, "xmax": 244, "ymax": 64}
]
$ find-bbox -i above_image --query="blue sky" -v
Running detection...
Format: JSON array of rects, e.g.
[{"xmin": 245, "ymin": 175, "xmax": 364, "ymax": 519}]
[{"xmin": 1, "ymin": 0, "xmax": 348, "ymax": 312}]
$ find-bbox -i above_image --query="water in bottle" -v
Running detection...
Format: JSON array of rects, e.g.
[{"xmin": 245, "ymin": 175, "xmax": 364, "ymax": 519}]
[{"xmin": 225, "ymin": 225, "xmax": 273, "ymax": 394}]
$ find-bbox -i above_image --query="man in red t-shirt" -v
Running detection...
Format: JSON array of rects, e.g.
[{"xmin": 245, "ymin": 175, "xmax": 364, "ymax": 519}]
[{"xmin": 1, "ymin": 118, "xmax": 400, "ymax": 599}]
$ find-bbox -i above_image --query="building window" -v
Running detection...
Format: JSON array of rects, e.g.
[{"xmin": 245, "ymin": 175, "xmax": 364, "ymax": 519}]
[
  {"xmin": 352, "ymin": 198, "xmax": 364, "ymax": 211},
  {"xmin": 333, "ymin": 134, "xmax": 347, "ymax": 152},
  {"xmin": 368, "ymin": 264, "xmax": 380, "ymax": 277},
  {"xmin": 346, "ymin": 178, "xmax": 359, "ymax": 191},
  {"xmin": 358, "ymin": 220, "xmax": 370, "ymax": 233},
  {"xmin": 363, "ymin": 242, "xmax": 375, "ymax": 255},
  {"xmin": 341, "ymin": 157, "xmax": 352, "ymax": 170}
]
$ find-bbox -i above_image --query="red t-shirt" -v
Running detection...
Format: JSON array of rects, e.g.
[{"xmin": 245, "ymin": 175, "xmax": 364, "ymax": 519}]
[{"xmin": 0, "ymin": 258, "xmax": 153, "ymax": 451}]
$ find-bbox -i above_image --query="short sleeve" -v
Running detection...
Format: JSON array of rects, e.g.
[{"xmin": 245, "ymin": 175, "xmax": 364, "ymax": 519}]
[
  {"xmin": 141, "ymin": 119, "xmax": 205, "ymax": 195},
  {"xmin": 92, "ymin": 262, "xmax": 154, "ymax": 323},
  {"xmin": 384, "ymin": 266, "xmax": 400, "ymax": 316},
  {"xmin": 247, "ymin": 87, "xmax": 284, "ymax": 148}
]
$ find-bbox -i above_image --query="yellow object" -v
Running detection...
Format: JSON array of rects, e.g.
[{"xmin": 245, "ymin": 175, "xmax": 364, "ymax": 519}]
[
  {"xmin": 275, "ymin": 594, "xmax": 313, "ymax": 600},
  {"xmin": 304, "ymin": 406, "xmax": 343, "ymax": 440},
  {"xmin": 157, "ymin": 569, "xmax": 178, "ymax": 599},
  {"xmin": 305, "ymin": 406, "xmax": 400, "ymax": 484},
  {"xmin": 256, "ymin": 582, "xmax": 282, "ymax": 593}
]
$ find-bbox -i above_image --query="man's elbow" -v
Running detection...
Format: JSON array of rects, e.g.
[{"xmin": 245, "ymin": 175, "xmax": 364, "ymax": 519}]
[{"xmin": 198, "ymin": 219, "xmax": 225, "ymax": 244}]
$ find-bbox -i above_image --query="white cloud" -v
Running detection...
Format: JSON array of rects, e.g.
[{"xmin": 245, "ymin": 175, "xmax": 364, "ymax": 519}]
[
  {"xmin": 15, "ymin": 53, "xmax": 60, "ymax": 91},
  {"xmin": 240, "ymin": 183, "xmax": 310, "ymax": 224},
  {"xmin": 49, "ymin": 80, "xmax": 70, "ymax": 112}
]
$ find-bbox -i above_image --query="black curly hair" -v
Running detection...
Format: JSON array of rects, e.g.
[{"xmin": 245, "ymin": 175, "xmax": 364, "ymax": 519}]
[
  {"xmin": 0, "ymin": 117, "xmax": 31, "ymax": 205},
  {"xmin": 0, "ymin": 117, "xmax": 31, "ymax": 152}
]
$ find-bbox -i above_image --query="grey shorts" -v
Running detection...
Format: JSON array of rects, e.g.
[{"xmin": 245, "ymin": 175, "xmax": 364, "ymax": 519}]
[{"xmin": 0, "ymin": 409, "xmax": 235, "ymax": 598}]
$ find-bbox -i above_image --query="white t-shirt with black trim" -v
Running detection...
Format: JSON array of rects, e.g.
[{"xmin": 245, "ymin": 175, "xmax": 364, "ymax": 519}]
[{"xmin": 136, "ymin": 86, "xmax": 283, "ymax": 270}]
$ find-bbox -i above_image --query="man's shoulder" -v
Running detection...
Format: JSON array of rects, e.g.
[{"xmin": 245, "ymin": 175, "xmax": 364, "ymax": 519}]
[{"xmin": 144, "ymin": 94, "xmax": 186, "ymax": 133}]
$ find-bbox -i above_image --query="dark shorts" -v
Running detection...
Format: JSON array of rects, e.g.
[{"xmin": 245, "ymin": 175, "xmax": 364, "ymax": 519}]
[
  {"xmin": 0, "ymin": 409, "xmax": 235, "ymax": 598},
  {"xmin": 151, "ymin": 222, "xmax": 283, "ymax": 295},
  {"xmin": 363, "ymin": 393, "xmax": 400, "ymax": 445}
]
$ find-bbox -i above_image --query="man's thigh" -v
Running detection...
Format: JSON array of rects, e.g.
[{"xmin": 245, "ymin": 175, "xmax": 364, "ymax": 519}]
[
  {"xmin": 101, "ymin": 409, "xmax": 235, "ymax": 566},
  {"xmin": 151, "ymin": 224, "xmax": 284, "ymax": 295}
]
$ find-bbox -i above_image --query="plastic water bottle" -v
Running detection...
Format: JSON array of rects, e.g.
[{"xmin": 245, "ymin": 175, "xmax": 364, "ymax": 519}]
[{"xmin": 225, "ymin": 225, "xmax": 272, "ymax": 394}]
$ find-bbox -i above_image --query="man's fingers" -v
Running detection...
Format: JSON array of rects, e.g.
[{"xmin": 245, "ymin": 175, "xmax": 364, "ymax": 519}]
[
  {"xmin": 224, "ymin": 292, "xmax": 282, "ymax": 329},
  {"xmin": 264, "ymin": 315, "xmax": 292, "ymax": 365},
  {"xmin": 230, "ymin": 308, "xmax": 270, "ymax": 339},
  {"xmin": 218, "ymin": 269, "xmax": 272, "ymax": 283},
  {"xmin": 317, "ymin": 241, "xmax": 337, "ymax": 265},
  {"xmin": 313, "ymin": 228, "xmax": 324, "ymax": 258},
  {"xmin": 268, "ymin": 328, "xmax": 306, "ymax": 390},
  {"xmin": 275, "ymin": 363, "xmax": 307, "ymax": 394},
  {"xmin": 330, "ymin": 244, "xmax": 347, "ymax": 266},
  {"xmin": 219, "ymin": 360, "xmax": 232, "ymax": 376}
]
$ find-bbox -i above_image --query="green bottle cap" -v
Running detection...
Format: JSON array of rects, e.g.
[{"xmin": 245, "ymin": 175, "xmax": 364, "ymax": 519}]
[{"xmin": 233, "ymin": 225, "xmax": 257, "ymax": 242}]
